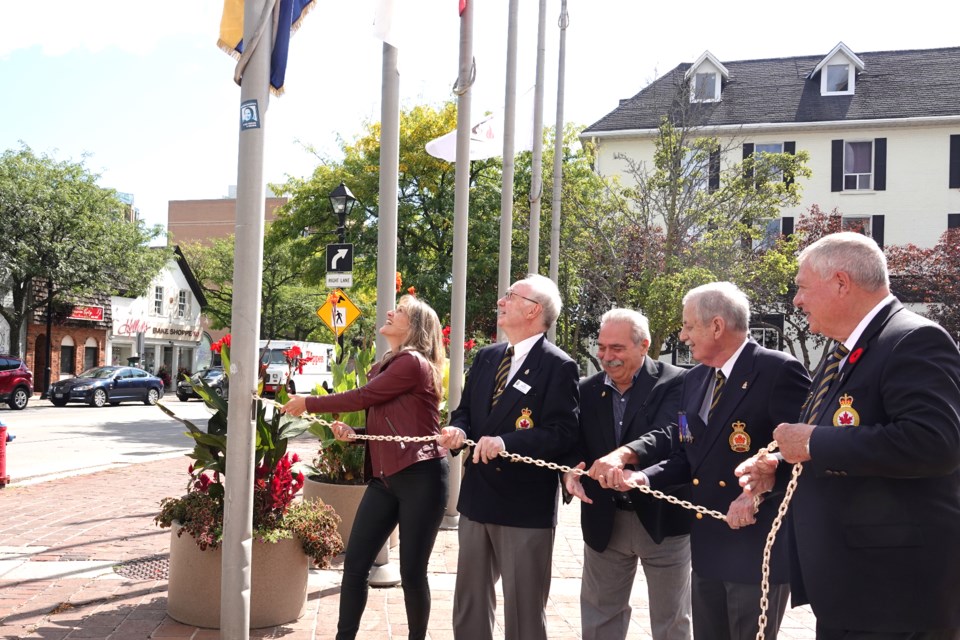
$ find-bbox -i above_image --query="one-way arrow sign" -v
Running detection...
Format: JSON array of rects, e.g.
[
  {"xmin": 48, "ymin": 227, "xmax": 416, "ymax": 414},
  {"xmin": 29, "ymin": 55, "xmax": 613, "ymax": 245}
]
[{"xmin": 326, "ymin": 243, "xmax": 354, "ymax": 272}]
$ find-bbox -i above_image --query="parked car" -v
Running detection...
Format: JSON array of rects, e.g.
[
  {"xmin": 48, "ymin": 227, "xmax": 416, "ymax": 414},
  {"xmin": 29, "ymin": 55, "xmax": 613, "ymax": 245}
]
[
  {"xmin": 49, "ymin": 366, "xmax": 164, "ymax": 407},
  {"xmin": 176, "ymin": 366, "xmax": 228, "ymax": 401},
  {"xmin": 0, "ymin": 355, "xmax": 34, "ymax": 410}
]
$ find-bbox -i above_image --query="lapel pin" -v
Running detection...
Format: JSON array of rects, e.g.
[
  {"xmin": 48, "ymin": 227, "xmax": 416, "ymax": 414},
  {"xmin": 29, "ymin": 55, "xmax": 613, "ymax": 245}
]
[
  {"xmin": 741, "ymin": 381, "xmax": 748, "ymax": 390},
  {"xmin": 601, "ymin": 391, "xmax": 607, "ymax": 398},
  {"xmin": 524, "ymin": 368, "xmax": 530, "ymax": 375}
]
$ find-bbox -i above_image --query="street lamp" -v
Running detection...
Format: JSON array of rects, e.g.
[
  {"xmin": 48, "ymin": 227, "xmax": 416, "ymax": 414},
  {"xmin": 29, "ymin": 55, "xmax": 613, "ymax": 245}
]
[{"xmin": 328, "ymin": 181, "xmax": 357, "ymax": 243}]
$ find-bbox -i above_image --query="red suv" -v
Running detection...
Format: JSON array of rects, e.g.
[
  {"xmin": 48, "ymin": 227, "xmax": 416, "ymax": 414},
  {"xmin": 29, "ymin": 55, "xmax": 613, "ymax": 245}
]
[{"xmin": 0, "ymin": 355, "xmax": 34, "ymax": 410}]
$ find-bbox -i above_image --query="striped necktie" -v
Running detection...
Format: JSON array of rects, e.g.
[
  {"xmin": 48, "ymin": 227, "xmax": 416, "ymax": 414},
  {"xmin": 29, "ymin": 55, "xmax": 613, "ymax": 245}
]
[
  {"xmin": 805, "ymin": 342, "xmax": 850, "ymax": 422},
  {"xmin": 708, "ymin": 369, "xmax": 725, "ymax": 421},
  {"xmin": 490, "ymin": 346, "xmax": 514, "ymax": 408}
]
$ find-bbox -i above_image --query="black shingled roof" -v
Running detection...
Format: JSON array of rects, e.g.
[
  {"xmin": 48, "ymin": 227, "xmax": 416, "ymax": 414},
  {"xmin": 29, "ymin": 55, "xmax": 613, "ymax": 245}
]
[{"xmin": 583, "ymin": 46, "xmax": 960, "ymax": 134}]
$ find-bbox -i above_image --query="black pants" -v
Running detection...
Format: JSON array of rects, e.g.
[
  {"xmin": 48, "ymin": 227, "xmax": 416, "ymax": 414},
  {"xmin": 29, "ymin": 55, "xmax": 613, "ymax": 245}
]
[{"xmin": 337, "ymin": 457, "xmax": 449, "ymax": 640}]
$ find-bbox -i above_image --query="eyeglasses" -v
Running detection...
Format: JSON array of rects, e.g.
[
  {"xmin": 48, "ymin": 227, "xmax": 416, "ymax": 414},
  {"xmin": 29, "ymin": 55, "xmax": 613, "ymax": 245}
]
[{"xmin": 504, "ymin": 289, "xmax": 540, "ymax": 305}]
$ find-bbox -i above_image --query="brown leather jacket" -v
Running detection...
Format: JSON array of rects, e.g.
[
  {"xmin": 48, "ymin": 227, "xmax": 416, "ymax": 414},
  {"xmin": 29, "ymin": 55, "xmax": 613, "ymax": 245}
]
[{"xmin": 304, "ymin": 350, "xmax": 446, "ymax": 479}]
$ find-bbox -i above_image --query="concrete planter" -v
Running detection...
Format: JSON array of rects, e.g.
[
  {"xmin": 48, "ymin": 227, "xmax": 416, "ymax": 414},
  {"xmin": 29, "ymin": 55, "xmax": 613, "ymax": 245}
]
[{"xmin": 166, "ymin": 525, "xmax": 308, "ymax": 629}]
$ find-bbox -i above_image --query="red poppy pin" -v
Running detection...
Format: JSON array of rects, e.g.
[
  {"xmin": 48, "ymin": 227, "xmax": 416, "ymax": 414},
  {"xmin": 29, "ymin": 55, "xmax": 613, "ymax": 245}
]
[{"xmin": 848, "ymin": 347, "xmax": 864, "ymax": 364}]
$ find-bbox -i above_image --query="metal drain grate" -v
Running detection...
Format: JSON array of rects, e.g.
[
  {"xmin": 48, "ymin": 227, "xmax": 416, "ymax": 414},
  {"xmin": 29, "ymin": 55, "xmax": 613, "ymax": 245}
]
[{"xmin": 113, "ymin": 554, "xmax": 169, "ymax": 580}]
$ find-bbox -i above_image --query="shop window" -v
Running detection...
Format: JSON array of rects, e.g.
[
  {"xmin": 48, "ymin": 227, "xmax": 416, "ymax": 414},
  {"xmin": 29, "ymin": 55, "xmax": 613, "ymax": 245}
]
[{"xmin": 60, "ymin": 336, "xmax": 76, "ymax": 375}]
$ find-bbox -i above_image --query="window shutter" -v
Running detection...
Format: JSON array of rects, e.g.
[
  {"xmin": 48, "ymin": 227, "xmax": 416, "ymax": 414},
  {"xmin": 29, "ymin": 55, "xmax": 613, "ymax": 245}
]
[
  {"xmin": 873, "ymin": 138, "xmax": 887, "ymax": 191},
  {"xmin": 948, "ymin": 213, "xmax": 960, "ymax": 229},
  {"xmin": 781, "ymin": 216, "xmax": 795, "ymax": 238},
  {"xmin": 950, "ymin": 135, "xmax": 960, "ymax": 189},
  {"xmin": 831, "ymin": 140, "xmax": 843, "ymax": 192},
  {"xmin": 709, "ymin": 147, "xmax": 720, "ymax": 192},
  {"xmin": 872, "ymin": 215, "xmax": 885, "ymax": 248},
  {"xmin": 784, "ymin": 141, "xmax": 796, "ymax": 185},
  {"xmin": 742, "ymin": 143, "xmax": 754, "ymax": 181}
]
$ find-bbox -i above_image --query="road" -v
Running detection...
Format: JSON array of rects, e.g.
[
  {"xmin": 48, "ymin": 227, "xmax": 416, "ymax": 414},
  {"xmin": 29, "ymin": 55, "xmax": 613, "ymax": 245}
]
[{"xmin": 1, "ymin": 395, "xmax": 214, "ymax": 486}]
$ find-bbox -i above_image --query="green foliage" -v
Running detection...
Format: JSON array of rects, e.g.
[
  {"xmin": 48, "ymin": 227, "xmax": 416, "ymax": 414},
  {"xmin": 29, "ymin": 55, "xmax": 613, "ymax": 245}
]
[
  {"xmin": 304, "ymin": 341, "xmax": 376, "ymax": 484},
  {"xmin": 0, "ymin": 144, "xmax": 169, "ymax": 356}
]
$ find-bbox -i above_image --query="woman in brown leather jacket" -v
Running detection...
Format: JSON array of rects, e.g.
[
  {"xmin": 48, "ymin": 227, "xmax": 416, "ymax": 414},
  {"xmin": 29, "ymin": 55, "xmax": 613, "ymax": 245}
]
[{"xmin": 281, "ymin": 294, "xmax": 448, "ymax": 640}]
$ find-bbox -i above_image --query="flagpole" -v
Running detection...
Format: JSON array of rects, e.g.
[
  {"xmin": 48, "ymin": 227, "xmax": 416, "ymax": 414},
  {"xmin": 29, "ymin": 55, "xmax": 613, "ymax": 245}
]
[
  {"xmin": 442, "ymin": 0, "xmax": 474, "ymax": 529},
  {"xmin": 547, "ymin": 0, "xmax": 568, "ymax": 343},
  {"xmin": 368, "ymin": 39, "xmax": 402, "ymax": 586},
  {"xmin": 222, "ymin": 0, "xmax": 272, "ymax": 635},
  {"xmin": 527, "ymin": 0, "xmax": 547, "ymax": 274},
  {"xmin": 497, "ymin": 0, "xmax": 520, "ymax": 343}
]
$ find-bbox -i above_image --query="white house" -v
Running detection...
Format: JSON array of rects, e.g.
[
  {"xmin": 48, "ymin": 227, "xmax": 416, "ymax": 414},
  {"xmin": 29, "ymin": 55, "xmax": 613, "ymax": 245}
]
[{"xmin": 581, "ymin": 43, "xmax": 960, "ymax": 250}]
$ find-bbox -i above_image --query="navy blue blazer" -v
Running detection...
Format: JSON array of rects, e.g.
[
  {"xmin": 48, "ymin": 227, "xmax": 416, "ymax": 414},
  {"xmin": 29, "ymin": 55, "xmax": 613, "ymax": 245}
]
[
  {"xmin": 564, "ymin": 357, "xmax": 690, "ymax": 550},
  {"xmin": 451, "ymin": 336, "xmax": 580, "ymax": 528},
  {"xmin": 644, "ymin": 340, "xmax": 810, "ymax": 584},
  {"xmin": 789, "ymin": 300, "xmax": 960, "ymax": 632}
]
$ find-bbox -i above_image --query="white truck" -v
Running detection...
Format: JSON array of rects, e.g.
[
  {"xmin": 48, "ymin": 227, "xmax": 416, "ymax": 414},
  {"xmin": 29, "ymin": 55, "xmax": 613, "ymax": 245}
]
[{"xmin": 258, "ymin": 340, "xmax": 335, "ymax": 395}]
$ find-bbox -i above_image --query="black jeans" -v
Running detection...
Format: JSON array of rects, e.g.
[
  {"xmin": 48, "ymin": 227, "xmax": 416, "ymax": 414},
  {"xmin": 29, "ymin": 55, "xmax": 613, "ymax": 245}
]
[{"xmin": 337, "ymin": 457, "xmax": 449, "ymax": 640}]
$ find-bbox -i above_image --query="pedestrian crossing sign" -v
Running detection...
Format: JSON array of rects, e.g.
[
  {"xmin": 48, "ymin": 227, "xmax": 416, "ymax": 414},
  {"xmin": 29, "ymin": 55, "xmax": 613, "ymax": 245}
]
[{"xmin": 316, "ymin": 289, "xmax": 361, "ymax": 336}]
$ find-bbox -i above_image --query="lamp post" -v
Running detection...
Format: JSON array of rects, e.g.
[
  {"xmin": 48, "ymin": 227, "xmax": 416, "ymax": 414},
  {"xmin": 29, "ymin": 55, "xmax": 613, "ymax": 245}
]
[
  {"xmin": 327, "ymin": 181, "xmax": 357, "ymax": 359},
  {"xmin": 328, "ymin": 181, "xmax": 357, "ymax": 245}
]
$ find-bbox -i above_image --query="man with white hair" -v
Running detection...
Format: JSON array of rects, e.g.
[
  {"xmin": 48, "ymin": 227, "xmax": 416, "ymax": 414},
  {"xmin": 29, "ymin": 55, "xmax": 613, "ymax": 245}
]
[
  {"xmin": 624, "ymin": 281, "xmax": 810, "ymax": 640},
  {"xmin": 563, "ymin": 308, "xmax": 691, "ymax": 640},
  {"xmin": 738, "ymin": 232, "xmax": 960, "ymax": 639}
]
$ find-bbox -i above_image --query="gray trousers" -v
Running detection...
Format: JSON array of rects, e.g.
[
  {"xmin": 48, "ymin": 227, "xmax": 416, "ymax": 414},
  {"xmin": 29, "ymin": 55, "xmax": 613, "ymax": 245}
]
[
  {"xmin": 691, "ymin": 570, "xmax": 789, "ymax": 640},
  {"xmin": 452, "ymin": 516, "xmax": 554, "ymax": 640},
  {"xmin": 581, "ymin": 509, "xmax": 692, "ymax": 640}
]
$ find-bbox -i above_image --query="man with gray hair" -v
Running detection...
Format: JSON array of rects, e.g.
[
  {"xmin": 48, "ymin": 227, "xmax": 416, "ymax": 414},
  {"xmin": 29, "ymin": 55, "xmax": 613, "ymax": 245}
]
[
  {"xmin": 622, "ymin": 281, "xmax": 810, "ymax": 640},
  {"xmin": 439, "ymin": 273, "xmax": 579, "ymax": 640},
  {"xmin": 562, "ymin": 308, "xmax": 691, "ymax": 640},
  {"xmin": 738, "ymin": 232, "xmax": 960, "ymax": 639}
]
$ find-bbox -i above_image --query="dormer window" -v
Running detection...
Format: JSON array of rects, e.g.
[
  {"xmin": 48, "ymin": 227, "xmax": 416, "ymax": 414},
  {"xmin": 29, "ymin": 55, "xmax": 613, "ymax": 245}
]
[
  {"xmin": 694, "ymin": 72, "xmax": 718, "ymax": 101},
  {"xmin": 685, "ymin": 51, "xmax": 729, "ymax": 103},
  {"xmin": 826, "ymin": 64, "xmax": 850, "ymax": 92},
  {"xmin": 810, "ymin": 42, "xmax": 863, "ymax": 96}
]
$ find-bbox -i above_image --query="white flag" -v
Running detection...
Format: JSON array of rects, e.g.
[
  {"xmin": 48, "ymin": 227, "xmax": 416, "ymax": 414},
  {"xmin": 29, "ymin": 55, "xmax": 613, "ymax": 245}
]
[{"xmin": 426, "ymin": 87, "xmax": 536, "ymax": 163}]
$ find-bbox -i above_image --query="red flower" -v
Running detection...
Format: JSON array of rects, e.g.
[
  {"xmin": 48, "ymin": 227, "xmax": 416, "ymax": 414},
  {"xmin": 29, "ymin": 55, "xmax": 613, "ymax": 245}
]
[
  {"xmin": 327, "ymin": 292, "xmax": 339, "ymax": 307},
  {"xmin": 395, "ymin": 271, "xmax": 402, "ymax": 293},
  {"xmin": 407, "ymin": 286, "xmax": 416, "ymax": 296},
  {"xmin": 442, "ymin": 326, "xmax": 451, "ymax": 337},
  {"xmin": 848, "ymin": 347, "xmax": 864, "ymax": 364},
  {"xmin": 222, "ymin": 334, "xmax": 232, "ymax": 347},
  {"xmin": 464, "ymin": 339, "xmax": 476, "ymax": 351}
]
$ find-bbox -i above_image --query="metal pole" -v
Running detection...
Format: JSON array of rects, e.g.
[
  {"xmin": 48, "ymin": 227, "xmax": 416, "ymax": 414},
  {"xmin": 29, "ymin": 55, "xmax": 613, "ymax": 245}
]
[
  {"xmin": 547, "ymin": 0, "xmax": 568, "ymax": 343},
  {"xmin": 221, "ymin": 0, "xmax": 271, "ymax": 634},
  {"xmin": 337, "ymin": 212, "xmax": 346, "ymax": 359},
  {"xmin": 527, "ymin": 0, "xmax": 547, "ymax": 274},
  {"xmin": 40, "ymin": 279, "xmax": 53, "ymax": 398},
  {"xmin": 369, "ymin": 40, "xmax": 402, "ymax": 586},
  {"xmin": 497, "ymin": 0, "xmax": 520, "ymax": 342},
  {"xmin": 442, "ymin": 0, "xmax": 473, "ymax": 530}
]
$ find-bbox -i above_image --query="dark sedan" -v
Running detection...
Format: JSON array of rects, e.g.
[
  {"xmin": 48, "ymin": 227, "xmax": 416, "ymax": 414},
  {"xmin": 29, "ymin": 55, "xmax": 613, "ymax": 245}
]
[
  {"xmin": 177, "ymin": 366, "xmax": 228, "ymax": 401},
  {"xmin": 49, "ymin": 366, "xmax": 165, "ymax": 407}
]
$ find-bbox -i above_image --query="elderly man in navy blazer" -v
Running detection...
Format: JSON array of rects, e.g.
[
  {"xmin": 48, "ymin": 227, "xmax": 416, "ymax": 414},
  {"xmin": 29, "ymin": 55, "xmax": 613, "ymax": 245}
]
[
  {"xmin": 623, "ymin": 281, "xmax": 810, "ymax": 640},
  {"xmin": 738, "ymin": 232, "xmax": 960, "ymax": 640},
  {"xmin": 439, "ymin": 273, "xmax": 579, "ymax": 640},
  {"xmin": 562, "ymin": 308, "xmax": 692, "ymax": 640}
]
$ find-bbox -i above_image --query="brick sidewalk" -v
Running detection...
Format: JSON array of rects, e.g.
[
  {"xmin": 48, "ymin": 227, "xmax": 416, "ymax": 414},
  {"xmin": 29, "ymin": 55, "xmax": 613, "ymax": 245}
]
[{"xmin": 0, "ymin": 450, "xmax": 816, "ymax": 639}]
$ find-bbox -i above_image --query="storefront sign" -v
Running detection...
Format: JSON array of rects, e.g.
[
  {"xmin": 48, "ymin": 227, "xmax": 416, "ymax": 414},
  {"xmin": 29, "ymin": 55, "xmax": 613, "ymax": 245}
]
[
  {"xmin": 150, "ymin": 325, "xmax": 202, "ymax": 340},
  {"xmin": 69, "ymin": 305, "xmax": 104, "ymax": 321},
  {"xmin": 115, "ymin": 318, "xmax": 150, "ymax": 337}
]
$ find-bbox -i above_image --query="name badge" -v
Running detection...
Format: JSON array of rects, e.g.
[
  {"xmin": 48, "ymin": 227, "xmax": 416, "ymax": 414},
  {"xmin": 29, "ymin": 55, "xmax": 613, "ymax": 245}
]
[{"xmin": 512, "ymin": 380, "xmax": 531, "ymax": 394}]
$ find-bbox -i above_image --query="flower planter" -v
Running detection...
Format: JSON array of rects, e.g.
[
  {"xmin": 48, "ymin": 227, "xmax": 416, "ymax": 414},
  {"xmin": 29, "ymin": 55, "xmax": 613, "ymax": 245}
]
[
  {"xmin": 166, "ymin": 525, "xmax": 308, "ymax": 629},
  {"xmin": 303, "ymin": 477, "xmax": 398, "ymax": 550}
]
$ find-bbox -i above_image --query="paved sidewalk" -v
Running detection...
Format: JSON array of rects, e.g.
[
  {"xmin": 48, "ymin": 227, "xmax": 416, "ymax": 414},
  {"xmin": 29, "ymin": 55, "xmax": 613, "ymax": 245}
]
[{"xmin": 0, "ymin": 448, "xmax": 817, "ymax": 639}]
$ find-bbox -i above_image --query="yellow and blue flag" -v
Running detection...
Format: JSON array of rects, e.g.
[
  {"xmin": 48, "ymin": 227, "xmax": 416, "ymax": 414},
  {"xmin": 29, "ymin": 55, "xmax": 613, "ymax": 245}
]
[{"xmin": 218, "ymin": 0, "xmax": 314, "ymax": 95}]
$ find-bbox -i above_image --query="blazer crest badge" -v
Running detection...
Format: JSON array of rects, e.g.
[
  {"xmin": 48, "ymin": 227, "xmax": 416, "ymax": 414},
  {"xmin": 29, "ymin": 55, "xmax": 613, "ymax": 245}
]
[
  {"xmin": 832, "ymin": 394, "xmax": 860, "ymax": 427},
  {"xmin": 515, "ymin": 407, "xmax": 534, "ymax": 430},
  {"xmin": 728, "ymin": 420, "xmax": 751, "ymax": 452}
]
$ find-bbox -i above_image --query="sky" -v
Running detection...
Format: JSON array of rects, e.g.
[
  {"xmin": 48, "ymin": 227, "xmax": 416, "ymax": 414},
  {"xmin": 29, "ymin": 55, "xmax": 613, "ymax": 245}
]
[{"xmin": 2, "ymin": 0, "xmax": 957, "ymax": 237}]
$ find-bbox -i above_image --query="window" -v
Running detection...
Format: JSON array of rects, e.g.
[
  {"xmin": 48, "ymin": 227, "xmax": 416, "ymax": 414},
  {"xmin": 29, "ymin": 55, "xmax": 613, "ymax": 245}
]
[
  {"xmin": 682, "ymin": 149, "xmax": 709, "ymax": 192},
  {"xmin": 754, "ymin": 143, "xmax": 785, "ymax": 182},
  {"xmin": 177, "ymin": 291, "xmax": 189, "ymax": 318},
  {"xmin": 154, "ymin": 286, "xmax": 164, "ymax": 315},
  {"xmin": 754, "ymin": 218, "xmax": 785, "ymax": 251},
  {"xmin": 84, "ymin": 338, "xmax": 98, "ymax": 371},
  {"xmin": 825, "ymin": 64, "xmax": 850, "ymax": 93},
  {"xmin": 844, "ymin": 141, "xmax": 873, "ymax": 190},
  {"xmin": 750, "ymin": 327, "xmax": 781, "ymax": 350},
  {"xmin": 60, "ymin": 337, "xmax": 76, "ymax": 375},
  {"xmin": 693, "ymin": 72, "xmax": 718, "ymax": 102},
  {"xmin": 842, "ymin": 216, "xmax": 872, "ymax": 237}
]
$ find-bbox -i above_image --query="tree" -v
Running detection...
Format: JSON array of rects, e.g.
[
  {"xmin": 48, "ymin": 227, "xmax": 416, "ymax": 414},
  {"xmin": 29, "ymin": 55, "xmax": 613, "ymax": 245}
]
[
  {"xmin": 570, "ymin": 117, "xmax": 811, "ymax": 359},
  {"xmin": 886, "ymin": 228, "xmax": 960, "ymax": 342},
  {"xmin": 0, "ymin": 145, "xmax": 168, "ymax": 357}
]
